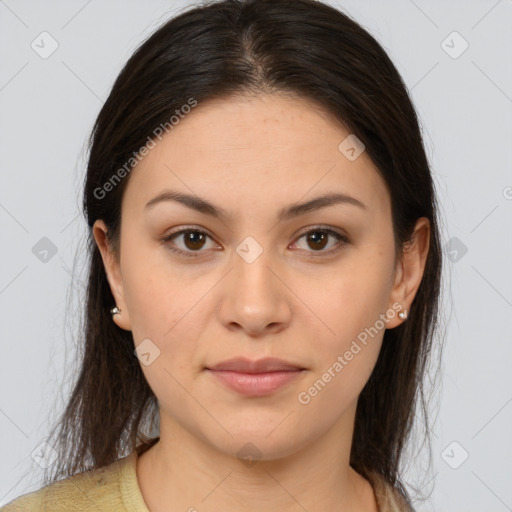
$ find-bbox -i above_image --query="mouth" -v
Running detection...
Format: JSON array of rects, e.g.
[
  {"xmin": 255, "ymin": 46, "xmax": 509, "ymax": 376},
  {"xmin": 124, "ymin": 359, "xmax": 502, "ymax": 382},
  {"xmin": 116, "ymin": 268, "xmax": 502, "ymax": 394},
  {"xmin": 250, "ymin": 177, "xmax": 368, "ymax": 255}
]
[{"xmin": 204, "ymin": 357, "xmax": 306, "ymax": 397}]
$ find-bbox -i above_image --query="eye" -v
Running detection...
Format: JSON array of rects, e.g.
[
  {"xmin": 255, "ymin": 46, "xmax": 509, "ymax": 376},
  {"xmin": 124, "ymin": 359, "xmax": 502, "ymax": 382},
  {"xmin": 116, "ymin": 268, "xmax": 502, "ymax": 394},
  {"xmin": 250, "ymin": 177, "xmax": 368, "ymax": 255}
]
[
  {"xmin": 291, "ymin": 226, "xmax": 350, "ymax": 256},
  {"xmin": 162, "ymin": 227, "xmax": 218, "ymax": 258}
]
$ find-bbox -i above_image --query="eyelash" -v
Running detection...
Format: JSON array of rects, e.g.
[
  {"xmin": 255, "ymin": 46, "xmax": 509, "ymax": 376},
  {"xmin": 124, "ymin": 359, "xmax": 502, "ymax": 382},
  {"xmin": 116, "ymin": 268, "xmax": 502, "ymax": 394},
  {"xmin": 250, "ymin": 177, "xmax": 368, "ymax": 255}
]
[{"xmin": 161, "ymin": 225, "xmax": 350, "ymax": 259}]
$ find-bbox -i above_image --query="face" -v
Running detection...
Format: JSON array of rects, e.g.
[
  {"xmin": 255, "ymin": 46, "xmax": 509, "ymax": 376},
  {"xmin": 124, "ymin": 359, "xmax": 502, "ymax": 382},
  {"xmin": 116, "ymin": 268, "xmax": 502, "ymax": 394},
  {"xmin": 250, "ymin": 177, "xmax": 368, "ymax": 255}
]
[{"xmin": 94, "ymin": 93, "xmax": 426, "ymax": 461}]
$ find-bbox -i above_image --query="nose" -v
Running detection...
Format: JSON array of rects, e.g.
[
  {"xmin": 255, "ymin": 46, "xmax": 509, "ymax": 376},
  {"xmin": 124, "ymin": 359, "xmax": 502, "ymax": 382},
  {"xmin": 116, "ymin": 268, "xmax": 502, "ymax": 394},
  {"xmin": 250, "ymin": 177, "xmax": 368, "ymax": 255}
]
[{"xmin": 217, "ymin": 246, "xmax": 292, "ymax": 337}]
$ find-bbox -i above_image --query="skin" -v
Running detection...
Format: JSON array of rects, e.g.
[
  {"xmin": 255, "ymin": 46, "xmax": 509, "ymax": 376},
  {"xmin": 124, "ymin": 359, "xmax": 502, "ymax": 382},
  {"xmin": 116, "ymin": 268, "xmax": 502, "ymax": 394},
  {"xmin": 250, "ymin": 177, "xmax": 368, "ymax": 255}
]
[{"xmin": 93, "ymin": 93, "xmax": 430, "ymax": 512}]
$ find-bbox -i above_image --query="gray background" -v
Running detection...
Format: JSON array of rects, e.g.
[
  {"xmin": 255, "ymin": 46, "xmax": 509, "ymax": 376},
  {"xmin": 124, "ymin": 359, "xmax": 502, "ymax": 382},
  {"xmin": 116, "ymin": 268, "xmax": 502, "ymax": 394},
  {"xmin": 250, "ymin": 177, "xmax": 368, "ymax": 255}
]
[{"xmin": 1, "ymin": 0, "xmax": 511, "ymax": 510}]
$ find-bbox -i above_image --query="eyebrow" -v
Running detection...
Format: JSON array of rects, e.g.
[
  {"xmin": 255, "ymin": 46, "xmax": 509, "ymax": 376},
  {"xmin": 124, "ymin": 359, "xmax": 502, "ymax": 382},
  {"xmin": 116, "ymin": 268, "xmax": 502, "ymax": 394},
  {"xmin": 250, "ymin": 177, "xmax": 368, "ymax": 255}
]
[{"xmin": 144, "ymin": 189, "xmax": 367, "ymax": 221}]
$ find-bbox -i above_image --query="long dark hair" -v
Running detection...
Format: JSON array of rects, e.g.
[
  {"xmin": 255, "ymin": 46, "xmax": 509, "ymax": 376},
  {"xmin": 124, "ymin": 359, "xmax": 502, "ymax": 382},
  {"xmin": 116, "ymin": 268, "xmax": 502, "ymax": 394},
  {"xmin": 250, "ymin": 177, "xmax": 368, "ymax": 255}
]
[{"xmin": 43, "ymin": 0, "xmax": 444, "ymax": 506}]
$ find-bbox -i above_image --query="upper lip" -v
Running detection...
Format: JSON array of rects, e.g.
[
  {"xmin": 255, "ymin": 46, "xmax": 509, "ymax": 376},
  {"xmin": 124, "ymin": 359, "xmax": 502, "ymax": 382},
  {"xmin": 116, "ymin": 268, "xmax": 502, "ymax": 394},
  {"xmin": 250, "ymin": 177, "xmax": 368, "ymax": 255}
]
[{"xmin": 206, "ymin": 357, "xmax": 305, "ymax": 373}]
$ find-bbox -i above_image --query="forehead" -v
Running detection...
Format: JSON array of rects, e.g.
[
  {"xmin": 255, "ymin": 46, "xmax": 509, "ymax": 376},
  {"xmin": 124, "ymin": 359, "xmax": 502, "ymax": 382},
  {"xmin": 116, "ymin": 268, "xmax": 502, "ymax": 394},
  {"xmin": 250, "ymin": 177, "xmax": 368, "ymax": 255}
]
[{"xmin": 123, "ymin": 93, "xmax": 390, "ymax": 219}]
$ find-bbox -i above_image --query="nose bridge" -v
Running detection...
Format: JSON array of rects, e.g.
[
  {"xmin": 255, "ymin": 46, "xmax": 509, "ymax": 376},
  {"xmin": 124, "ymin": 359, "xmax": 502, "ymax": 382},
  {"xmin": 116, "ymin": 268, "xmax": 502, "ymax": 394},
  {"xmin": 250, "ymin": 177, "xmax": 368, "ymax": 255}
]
[
  {"xmin": 219, "ymin": 234, "xmax": 291, "ymax": 333},
  {"xmin": 234, "ymin": 234, "xmax": 279, "ymax": 305}
]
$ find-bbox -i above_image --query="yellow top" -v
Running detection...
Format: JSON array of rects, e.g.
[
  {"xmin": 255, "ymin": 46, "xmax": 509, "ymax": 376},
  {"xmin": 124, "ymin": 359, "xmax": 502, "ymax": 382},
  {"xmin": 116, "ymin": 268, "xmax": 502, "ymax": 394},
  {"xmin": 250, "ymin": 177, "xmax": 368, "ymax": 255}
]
[
  {"xmin": 0, "ymin": 451, "xmax": 148, "ymax": 512},
  {"xmin": 1, "ymin": 450, "xmax": 413, "ymax": 511}
]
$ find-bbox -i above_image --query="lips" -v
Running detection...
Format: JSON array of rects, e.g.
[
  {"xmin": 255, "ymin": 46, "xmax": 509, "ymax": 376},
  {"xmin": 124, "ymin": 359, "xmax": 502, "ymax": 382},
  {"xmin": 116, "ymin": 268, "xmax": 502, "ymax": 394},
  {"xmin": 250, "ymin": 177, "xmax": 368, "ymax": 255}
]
[
  {"xmin": 205, "ymin": 357, "xmax": 306, "ymax": 397},
  {"xmin": 206, "ymin": 357, "xmax": 305, "ymax": 373}
]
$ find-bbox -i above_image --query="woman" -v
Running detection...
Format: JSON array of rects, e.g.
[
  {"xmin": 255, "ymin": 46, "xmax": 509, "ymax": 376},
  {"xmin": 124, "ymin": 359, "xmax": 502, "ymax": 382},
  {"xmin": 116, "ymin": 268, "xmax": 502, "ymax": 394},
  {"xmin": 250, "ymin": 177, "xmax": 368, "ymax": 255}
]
[{"xmin": 2, "ymin": 0, "xmax": 443, "ymax": 510}]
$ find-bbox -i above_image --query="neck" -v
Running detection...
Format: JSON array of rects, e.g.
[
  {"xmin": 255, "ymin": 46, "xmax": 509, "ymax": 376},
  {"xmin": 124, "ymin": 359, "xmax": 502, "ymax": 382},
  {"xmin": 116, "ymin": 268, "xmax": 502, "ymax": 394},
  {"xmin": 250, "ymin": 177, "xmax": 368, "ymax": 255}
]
[{"xmin": 136, "ymin": 402, "xmax": 378, "ymax": 512}]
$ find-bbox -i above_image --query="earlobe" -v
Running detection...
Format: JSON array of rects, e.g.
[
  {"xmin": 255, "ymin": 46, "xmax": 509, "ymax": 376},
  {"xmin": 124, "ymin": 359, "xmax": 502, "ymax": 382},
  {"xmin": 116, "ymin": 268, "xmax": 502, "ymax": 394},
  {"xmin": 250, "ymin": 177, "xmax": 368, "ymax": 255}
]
[
  {"xmin": 387, "ymin": 217, "xmax": 430, "ymax": 329},
  {"xmin": 110, "ymin": 305, "xmax": 130, "ymax": 331},
  {"xmin": 92, "ymin": 219, "xmax": 132, "ymax": 331}
]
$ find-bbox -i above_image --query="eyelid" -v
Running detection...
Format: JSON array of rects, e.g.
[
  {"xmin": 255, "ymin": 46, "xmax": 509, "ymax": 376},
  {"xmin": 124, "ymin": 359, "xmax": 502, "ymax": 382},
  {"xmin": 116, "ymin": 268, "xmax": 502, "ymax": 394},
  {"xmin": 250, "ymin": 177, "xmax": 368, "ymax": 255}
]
[
  {"xmin": 293, "ymin": 224, "xmax": 347, "ymax": 240},
  {"xmin": 163, "ymin": 225, "xmax": 217, "ymax": 242}
]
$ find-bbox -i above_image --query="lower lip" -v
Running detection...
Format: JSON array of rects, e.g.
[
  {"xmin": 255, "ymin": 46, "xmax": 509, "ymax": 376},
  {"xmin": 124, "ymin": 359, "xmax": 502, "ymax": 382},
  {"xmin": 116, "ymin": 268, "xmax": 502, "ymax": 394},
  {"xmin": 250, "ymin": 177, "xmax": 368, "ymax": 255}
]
[{"xmin": 206, "ymin": 369, "xmax": 304, "ymax": 397}]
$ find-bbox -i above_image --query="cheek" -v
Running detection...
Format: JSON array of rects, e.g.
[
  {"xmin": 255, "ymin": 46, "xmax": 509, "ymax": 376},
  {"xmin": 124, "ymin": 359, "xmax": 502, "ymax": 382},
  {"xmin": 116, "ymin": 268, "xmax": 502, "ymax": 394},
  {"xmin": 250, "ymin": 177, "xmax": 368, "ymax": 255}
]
[
  {"xmin": 321, "ymin": 269, "xmax": 391, "ymax": 320},
  {"xmin": 305, "ymin": 249, "xmax": 393, "ymax": 368},
  {"xmin": 121, "ymin": 237, "xmax": 178, "ymax": 324},
  {"xmin": 125, "ymin": 267, "xmax": 206, "ymax": 412},
  {"xmin": 122, "ymin": 254, "xmax": 213, "ymax": 372},
  {"xmin": 296, "ymin": 271, "xmax": 386, "ymax": 416}
]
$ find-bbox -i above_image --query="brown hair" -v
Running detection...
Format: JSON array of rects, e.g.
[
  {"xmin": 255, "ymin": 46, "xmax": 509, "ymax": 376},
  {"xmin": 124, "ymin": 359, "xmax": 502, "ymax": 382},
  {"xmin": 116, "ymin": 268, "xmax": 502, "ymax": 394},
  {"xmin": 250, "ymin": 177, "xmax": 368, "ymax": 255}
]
[{"xmin": 43, "ymin": 0, "xmax": 444, "ymax": 508}]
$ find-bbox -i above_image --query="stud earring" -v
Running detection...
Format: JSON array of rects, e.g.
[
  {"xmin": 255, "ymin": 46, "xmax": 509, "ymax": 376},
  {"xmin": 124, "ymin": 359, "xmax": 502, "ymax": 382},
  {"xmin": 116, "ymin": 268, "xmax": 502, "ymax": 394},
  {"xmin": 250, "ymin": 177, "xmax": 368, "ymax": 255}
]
[
  {"xmin": 110, "ymin": 306, "xmax": 121, "ymax": 317},
  {"xmin": 398, "ymin": 309, "xmax": 408, "ymax": 320}
]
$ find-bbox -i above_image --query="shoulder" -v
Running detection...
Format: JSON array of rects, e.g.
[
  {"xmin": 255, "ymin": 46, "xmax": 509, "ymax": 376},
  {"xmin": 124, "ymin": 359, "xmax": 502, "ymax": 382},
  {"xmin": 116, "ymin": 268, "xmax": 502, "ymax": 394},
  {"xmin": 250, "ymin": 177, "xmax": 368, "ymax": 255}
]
[{"xmin": 1, "ymin": 452, "xmax": 135, "ymax": 512}]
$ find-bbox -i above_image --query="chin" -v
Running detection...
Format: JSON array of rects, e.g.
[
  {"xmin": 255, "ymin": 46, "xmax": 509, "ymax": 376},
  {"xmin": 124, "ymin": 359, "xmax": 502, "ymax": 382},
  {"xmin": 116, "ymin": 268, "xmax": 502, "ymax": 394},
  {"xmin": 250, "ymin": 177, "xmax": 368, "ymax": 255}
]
[{"xmin": 205, "ymin": 424, "xmax": 314, "ymax": 464}]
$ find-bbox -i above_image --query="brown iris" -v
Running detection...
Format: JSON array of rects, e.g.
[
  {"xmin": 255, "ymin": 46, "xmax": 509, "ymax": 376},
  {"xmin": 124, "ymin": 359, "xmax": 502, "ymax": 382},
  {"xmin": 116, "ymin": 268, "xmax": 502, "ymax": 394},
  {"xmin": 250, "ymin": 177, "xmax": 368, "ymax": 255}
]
[
  {"xmin": 306, "ymin": 231, "xmax": 329, "ymax": 250},
  {"xmin": 183, "ymin": 231, "xmax": 207, "ymax": 251}
]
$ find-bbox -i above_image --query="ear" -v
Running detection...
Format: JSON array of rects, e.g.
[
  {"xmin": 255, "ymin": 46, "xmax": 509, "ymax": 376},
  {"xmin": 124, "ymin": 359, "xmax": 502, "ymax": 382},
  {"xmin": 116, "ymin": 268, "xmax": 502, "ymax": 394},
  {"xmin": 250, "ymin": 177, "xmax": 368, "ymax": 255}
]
[
  {"xmin": 92, "ymin": 219, "xmax": 132, "ymax": 331},
  {"xmin": 386, "ymin": 217, "xmax": 430, "ymax": 329}
]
